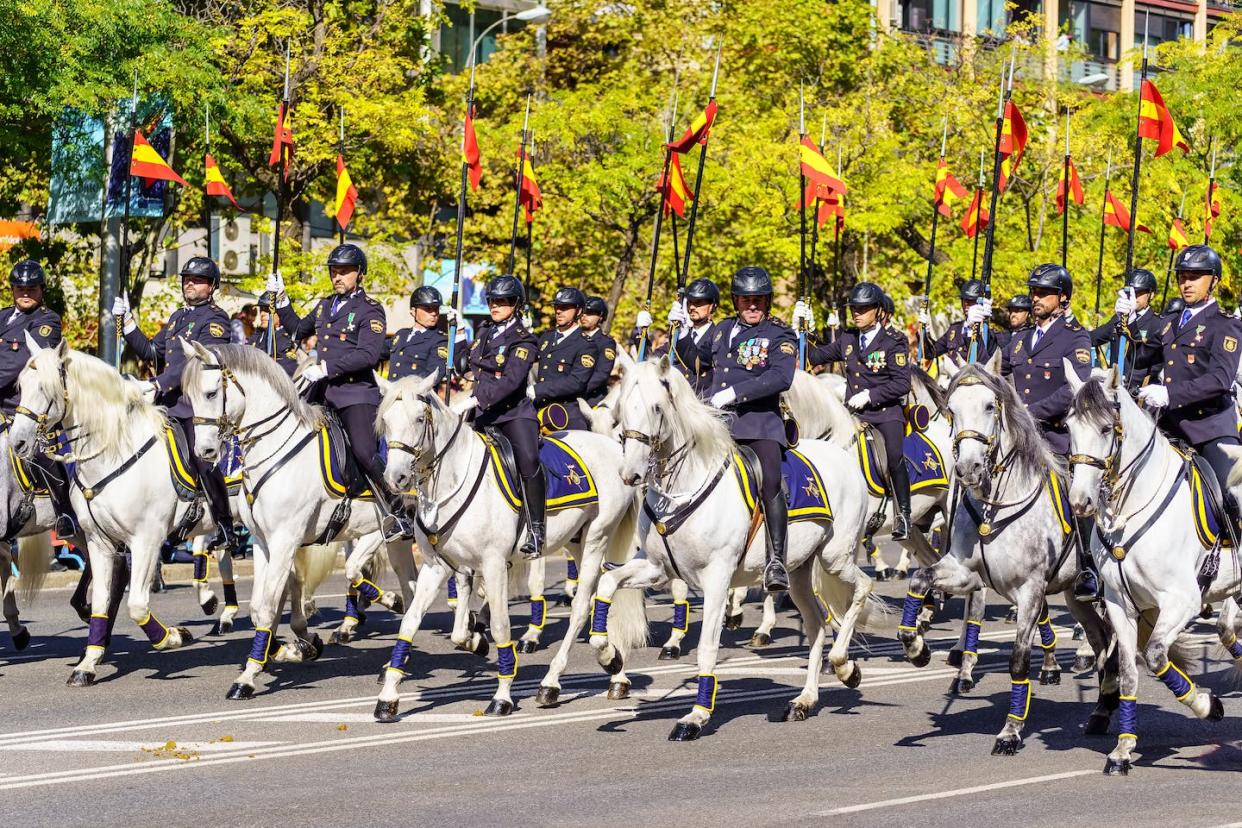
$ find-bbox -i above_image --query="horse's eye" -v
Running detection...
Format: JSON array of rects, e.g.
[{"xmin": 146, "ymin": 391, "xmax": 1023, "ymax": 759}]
[
  {"xmin": 206, "ymin": 390, "xmax": 218, "ymax": 400},
  {"xmin": 984, "ymin": 402, "xmax": 995, "ymax": 412},
  {"xmin": 1100, "ymin": 426, "xmax": 1111, "ymax": 436}
]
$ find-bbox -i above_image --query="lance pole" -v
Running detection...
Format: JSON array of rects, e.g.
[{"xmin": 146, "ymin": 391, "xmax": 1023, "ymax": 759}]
[
  {"xmin": 115, "ymin": 70, "xmax": 139, "ymax": 372},
  {"xmin": 1061, "ymin": 110, "xmax": 1071, "ymax": 268},
  {"xmin": 970, "ymin": 148, "xmax": 985, "ymax": 283},
  {"xmin": 971, "ymin": 52, "xmax": 1013, "ymax": 363},
  {"xmin": 678, "ymin": 42, "xmax": 722, "ymax": 287},
  {"xmin": 444, "ymin": 63, "xmax": 476, "ymax": 396},
  {"xmin": 1205, "ymin": 136, "xmax": 1217, "ymax": 244},
  {"xmin": 797, "ymin": 84, "xmax": 808, "ymax": 367},
  {"xmin": 507, "ymin": 93, "xmax": 532, "ymax": 274}
]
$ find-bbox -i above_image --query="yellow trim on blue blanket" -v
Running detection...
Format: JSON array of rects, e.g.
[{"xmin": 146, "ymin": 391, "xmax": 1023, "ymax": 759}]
[
  {"xmin": 855, "ymin": 431, "xmax": 886, "ymax": 498},
  {"xmin": 317, "ymin": 426, "xmax": 373, "ymax": 500},
  {"xmin": 165, "ymin": 427, "xmax": 198, "ymax": 492},
  {"xmin": 1046, "ymin": 471, "xmax": 1072, "ymax": 536}
]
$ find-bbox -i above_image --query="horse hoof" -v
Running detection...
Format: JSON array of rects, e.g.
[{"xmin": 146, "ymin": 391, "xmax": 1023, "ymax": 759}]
[
  {"xmin": 175, "ymin": 627, "xmax": 194, "ymax": 646},
  {"xmin": 668, "ymin": 721, "xmax": 702, "ymax": 741},
  {"xmin": 1072, "ymin": 624, "xmax": 1086, "ymax": 641},
  {"xmin": 1103, "ymin": 757, "xmax": 1131, "ymax": 776},
  {"xmin": 516, "ymin": 639, "xmax": 539, "ymax": 655},
  {"xmin": 873, "ymin": 569, "xmax": 891, "ymax": 582},
  {"xmin": 484, "ymin": 699, "xmax": 514, "ymax": 717},
  {"xmin": 947, "ymin": 649, "xmax": 964, "ymax": 668},
  {"xmin": 535, "ymin": 686, "xmax": 560, "ymax": 707},
  {"xmin": 842, "ymin": 663, "xmax": 863, "ymax": 689},
  {"xmin": 304, "ymin": 633, "xmax": 324, "ymax": 661},
  {"xmin": 658, "ymin": 646, "xmax": 681, "ymax": 661},
  {"xmin": 12, "ymin": 626, "xmax": 30, "ymax": 651},
  {"xmin": 724, "ymin": 612, "xmax": 743, "ymax": 632},
  {"xmin": 1039, "ymin": 669, "xmax": 1061, "ymax": 686},
  {"xmin": 200, "ymin": 595, "xmax": 219, "ymax": 616},
  {"xmin": 951, "ymin": 677, "xmax": 975, "ymax": 695},
  {"xmin": 226, "ymin": 682, "xmax": 254, "ymax": 701},
  {"xmin": 1200, "ymin": 604, "xmax": 1214, "ymax": 620},
  {"xmin": 1072, "ymin": 655, "xmax": 1096, "ymax": 673},
  {"xmin": 469, "ymin": 612, "xmax": 487, "ymax": 635},
  {"xmin": 374, "ymin": 700, "xmax": 400, "ymax": 723},
  {"xmin": 218, "ymin": 619, "xmax": 234, "ymax": 636},
  {"xmin": 895, "ymin": 569, "xmax": 909, "ymax": 580},
  {"xmin": 607, "ymin": 681, "xmax": 630, "ymax": 700},
  {"xmin": 1004, "ymin": 607, "xmax": 1018, "ymax": 624},
  {"xmin": 472, "ymin": 636, "xmax": 490, "ymax": 659},
  {"xmin": 330, "ymin": 629, "xmax": 355, "ymax": 646},
  {"xmin": 749, "ymin": 632, "xmax": 772, "ymax": 648},
  {"xmin": 1084, "ymin": 712, "xmax": 1111, "ymax": 736},
  {"xmin": 602, "ymin": 650, "xmax": 624, "ymax": 676},
  {"xmin": 991, "ymin": 736, "xmax": 1021, "ymax": 756},
  {"xmin": 1207, "ymin": 693, "xmax": 1225, "ymax": 722},
  {"xmin": 66, "ymin": 669, "xmax": 95, "ymax": 688},
  {"xmin": 910, "ymin": 645, "xmax": 931, "ymax": 669},
  {"xmin": 782, "ymin": 702, "xmax": 809, "ymax": 722}
]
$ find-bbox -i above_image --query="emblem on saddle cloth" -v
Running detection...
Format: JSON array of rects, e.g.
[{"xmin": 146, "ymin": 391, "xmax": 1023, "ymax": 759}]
[{"xmin": 735, "ymin": 338, "xmax": 770, "ymax": 369}]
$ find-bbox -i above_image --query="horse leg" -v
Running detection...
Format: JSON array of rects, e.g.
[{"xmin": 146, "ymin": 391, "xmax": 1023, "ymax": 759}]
[
  {"xmin": 448, "ymin": 568, "xmax": 487, "ymax": 658},
  {"xmin": 215, "ymin": 543, "xmax": 239, "ymax": 635},
  {"xmin": 346, "ymin": 533, "xmax": 402, "ymax": 614},
  {"xmin": 1062, "ymin": 590, "xmax": 1117, "ymax": 734},
  {"xmin": 374, "ymin": 561, "xmax": 449, "ymax": 722},
  {"xmin": 895, "ymin": 546, "xmax": 912, "ymax": 579},
  {"xmin": 480, "ymin": 557, "xmax": 516, "ymax": 716},
  {"xmin": 1145, "ymin": 599, "xmax": 1222, "ymax": 722},
  {"xmin": 517, "ymin": 553, "xmax": 546, "ymax": 654},
  {"xmin": 538, "ymin": 544, "xmax": 608, "ymax": 707},
  {"xmin": 948, "ymin": 588, "xmax": 986, "ymax": 668},
  {"xmin": 868, "ymin": 537, "xmax": 892, "ymax": 581},
  {"xmin": 563, "ymin": 552, "xmax": 579, "ymax": 602},
  {"xmin": 588, "ymin": 557, "xmax": 663, "ymax": 676},
  {"xmin": 227, "ymin": 537, "xmax": 295, "ymax": 700},
  {"xmin": 2, "ymin": 545, "xmax": 29, "ymax": 651},
  {"xmin": 782, "ymin": 563, "xmax": 826, "ymax": 721},
  {"xmin": 669, "ymin": 565, "xmax": 730, "ymax": 741},
  {"xmin": 1102, "ymin": 600, "xmax": 1140, "ymax": 774},
  {"xmin": 69, "ymin": 559, "xmax": 91, "ymax": 622},
  {"xmin": 1035, "ymin": 601, "xmax": 1062, "ymax": 686},
  {"xmin": 128, "ymin": 539, "xmax": 192, "ymax": 651},
  {"xmin": 68, "ymin": 547, "xmax": 117, "ymax": 686},
  {"xmin": 899, "ymin": 558, "xmax": 982, "ymax": 667},
  {"xmin": 750, "ymin": 594, "xmax": 777, "ymax": 648},
  {"xmin": 1216, "ymin": 597, "xmax": 1242, "ymax": 664},
  {"xmin": 386, "ymin": 539, "xmax": 418, "ymax": 612},
  {"xmin": 950, "ymin": 588, "xmax": 986, "ymax": 695},
  {"xmin": 723, "ymin": 586, "xmax": 746, "ymax": 631},
  {"xmin": 333, "ymin": 539, "xmax": 377, "ymax": 644},
  {"xmin": 820, "ymin": 556, "xmax": 871, "ymax": 688},
  {"xmin": 991, "ymin": 585, "xmax": 1042, "ymax": 756},
  {"xmin": 659, "ymin": 577, "xmax": 691, "ymax": 659},
  {"xmin": 271, "ymin": 565, "xmax": 322, "ymax": 665},
  {"xmin": 191, "ymin": 534, "xmax": 218, "ymax": 617}
]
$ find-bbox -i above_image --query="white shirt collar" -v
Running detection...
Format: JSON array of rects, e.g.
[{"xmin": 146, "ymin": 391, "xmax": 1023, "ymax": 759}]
[
  {"xmin": 555, "ymin": 324, "xmax": 579, "ymax": 341},
  {"xmin": 1184, "ymin": 298, "xmax": 1216, "ymax": 322},
  {"xmin": 492, "ymin": 319, "xmax": 515, "ymax": 337}
]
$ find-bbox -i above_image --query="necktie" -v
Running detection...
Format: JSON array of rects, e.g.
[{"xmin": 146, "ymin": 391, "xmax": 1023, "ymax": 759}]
[
  {"xmin": 1179, "ymin": 308, "xmax": 1192, "ymax": 329},
  {"xmin": 1033, "ymin": 328, "xmax": 1044, "ymax": 348}
]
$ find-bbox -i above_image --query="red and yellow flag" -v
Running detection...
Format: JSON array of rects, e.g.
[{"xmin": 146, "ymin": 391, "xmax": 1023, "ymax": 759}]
[
  {"xmin": 268, "ymin": 101, "xmax": 294, "ymax": 175},
  {"xmin": 819, "ymin": 191, "xmax": 845, "ymax": 231},
  {"xmin": 463, "ymin": 105, "xmax": 481, "ymax": 191},
  {"xmin": 660, "ymin": 152, "xmax": 693, "ymax": 217},
  {"xmin": 204, "ymin": 154, "xmax": 241, "ymax": 209},
  {"xmin": 518, "ymin": 147, "xmax": 542, "ymax": 223},
  {"xmin": 1056, "ymin": 157, "xmax": 1084, "ymax": 215},
  {"xmin": 799, "ymin": 135, "xmax": 847, "ymax": 196},
  {"xmin": 1168, "ymin": 217, "xmax": 1189, "ymax": 251},
  {"xmin": 934, "ymin": 158, "xmax": 968, "ymax": 218},
  {"xmin": 130, "ymin": 130, "xmax": 187, "ymax": 188},
  {"xmin": 1103, "ymin": 191, "xmax": 1151, "ymax": 234},
  {"xmin": 668, "ymin": 100, "xmax": 718, "ymax": 154},
  {"xmin": 1138, "ymin": 80, "xmax": 1189, "ymax": 158},
  {"xmin": 961, "ymin": 189, "xmax": 988, "ymax": 238},
  {"xmin": 997, "ymin": 100, "xmax": 1027, "ymax": 193},
  {"xmin": 334, "ymin": 154, "xmax": 358, "ymax": 230},
  {"xmin": 1205, "ymin": 181, "xmax": 1222, "ymax": 241}
]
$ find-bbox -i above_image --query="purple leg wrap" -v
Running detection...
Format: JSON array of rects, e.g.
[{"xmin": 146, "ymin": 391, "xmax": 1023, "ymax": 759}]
[
  {"xmin": 1156, "ymin": 662, "xmax": 1195, "ymax": 701},
  {"xmin": 447, "ymin": 578, "xmax": 459, "ymax": 601},
  {"xmin": 1038, "ymin": 616, "xmax": 1057, "ymax": 650},
  {"xmin": 192, "ymin": 553, "xmax": 208, "ymax": 582},
  {"xmin": 1227, "ymin": 638, "xmax": 1242, "ymax": 660},
  {"xmin": 353, "ymin": 578, "xmax": 381, "ymax": 602},
  {"xmin": 529, "ymin": 597, "xmax": 547, "ymax": 629},
  {"xmin": 1008, "ymin": 679, "xmax": 1031, "ymax": 721},
  {"xmin": 343, "ymin": 594, "xmax": 361, "ymax": 623},
  {"xmin": 898, "ymin": 591, "xmax": 924, "ymax": 632},
  {"xmin": 249, "ymin": 628, "xmax": 273, "ymax": 665},
  {"xmin": 590, "ymin": 597, "xmax": 611, "ymax": 636},
  {"xmin": 672, "ymin": 600, "xmax": 689, "ymax": 634},
  {"xmin": 139, "ymin": 613, "xmax": 169, "ymax": 647},
  {"xmin": 87, "ymin": 615, "xmax": 109, "ymax": 649},
  {"xmin": 963, "ymin": 620, "xmax": 982, "ymax": 655},
  {"xmin": 389, "ymin": 637, "xmax": 412, "ymax": 671},
  {"xmin": 497, "ymin": 642, "xmax": 518, "ymax": 679},
  {"xmin": 694, "ymin": 674, "xmax": 718, "ymax": 712},
  {"xmin": 566, "ymin": 557, "xmax": 578, "ymax": 582},
  {"xmin": 1117, "ymin": 696, "xmax": 1137, "ymax": 739}
]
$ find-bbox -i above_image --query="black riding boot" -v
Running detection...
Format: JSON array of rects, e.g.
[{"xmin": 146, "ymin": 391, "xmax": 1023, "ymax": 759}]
[
  {"xmin": 890, "ymin": 461, "xmax": 913, "ymax": 541},
  {"xmin": 762, "ymin": 490, "xmax": 790, "ymax": 592},
  {"xmin": 200, "ymin": 466, "xmax": 237, "ymax": 551},
  {"xmin": 519, "ymin": 471, "xmax": 547, "ymax": 560},
  {"xmin": 1072, "ymin": 516, "xmax": 1100, "ymax": 601},
  {"xmin": 34, "ymin": 460, "xmax": 79, "ymax": 539}
]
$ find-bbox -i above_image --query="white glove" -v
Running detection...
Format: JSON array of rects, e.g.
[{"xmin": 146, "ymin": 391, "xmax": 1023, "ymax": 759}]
[
  {"xmin": 966, "ymin": 299, "xmax": 992, "ymax": 326},
  {"xmin": 1137, "ymin": 385, "xmax": 1169, "ymax": 409},
  {"xmin": 709, "ymin": 387, "xmax": 736, "ymax": 409},
  {"xmin": 520, "ymin": 311, "xmax": 533, "ymax": 330},
  {"xmin": 917, "ymin": 307, "xmax": 931, "ymax": 327},
  {"xmin": 136, "ymin": 380, "xmax": 157, "ymax": 403},
  {"xmin": 791, "ymin": 300, "xmax": 815, "ymax": 330},
  {"xmin": 300, "ymin": 363, "xmax": 327, "ymax": 383},
  {"xmin": 846, "ymin": 390, "xmax": 871, "ymax": 411},
  {"xmin": 1114, "ymin": 288, "xmax": 1136, "ymax": 321},
  {"xmin": 667, "ymin": 301, "xmax": 689, "ymax": 327},
  {"xmin": 636, "ymin": 310, "xmax": 653, "ymax": 330},
  {"xmin": 266, "ymin": 271, "xmax": 289, "ymax": 309},
  {"xmin": 450, "ymin": 395, "xmax": 479, "ymax": 415},
  {"xmin": 112, "ymin": 295, "xmax": 136, "ymax": 333},
  {"xmin": 827, "ymin": 311, "xmax": 840, "ymax": 328}
]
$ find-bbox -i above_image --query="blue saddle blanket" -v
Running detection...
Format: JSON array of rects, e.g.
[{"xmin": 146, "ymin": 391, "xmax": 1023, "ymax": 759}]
[
  {"xmin": 733, "ymin": 447, "xmax": 833, "ymax": 524},
  {"xmin": 493, "ymin": 434, "xmax": 599, "ymax": 514},
  {"xmin": 905, "ymin": 431, "xmax": 949, "ymax": 492}
]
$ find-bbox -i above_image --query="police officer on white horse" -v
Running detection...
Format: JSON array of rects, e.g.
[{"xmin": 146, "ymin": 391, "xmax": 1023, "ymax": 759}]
[
  {"xmin": 674, "ymin": 266, "xmax": 797, "ymax": 591},
  {"xmin": 1092, "ymin": 267, "xmax": 1163, "ymax": 393},
  {"xmin": 114, "ymin": 256, "xmax": 236, "ymax": 547},
  {"xmin": 267, "ymin": 243, "xmax": 413, "ymax": 541},
  {"xmin": 666, "ymin": 277, "xmax": 722, "ymax": 397},
  {"xmin": 533, "ymin": 287, "xmax": 597, "ymax": 432},
  {"xmin": 919, "ymin": 279, "xmax": 1004, "ymax": 362}
]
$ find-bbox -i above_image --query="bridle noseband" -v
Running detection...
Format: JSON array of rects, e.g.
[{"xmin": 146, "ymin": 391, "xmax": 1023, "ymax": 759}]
[
  {"xmin": 949, "ymin": 376, "xmax": 1004, "ymax": 473},
  {"xmin": 190, "ymin": 363, "xmax": 245, "ymax": 437}
]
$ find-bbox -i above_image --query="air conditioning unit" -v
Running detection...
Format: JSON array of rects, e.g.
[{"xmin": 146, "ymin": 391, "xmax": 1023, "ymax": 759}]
[{"xmin": 219, "ymin": 215, "xmax": 252, "ymax": 276}]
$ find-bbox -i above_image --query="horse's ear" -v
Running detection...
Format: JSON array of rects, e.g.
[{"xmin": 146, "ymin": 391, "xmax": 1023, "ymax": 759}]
[
  {"xmin": 24, "ymin": 331, "xmax": 42, "ymax": 356},
  {"xmin": 614, "ymin": 346, "xmax": 636, "ymax": 375},
  {"xmin": 374, "ymin": 371, "xmax": 391, "ymax": 396},
  {"xmin": 55, "ymin": 337, "xmax": 68, "ymax": 359},
  {"xmin": 657, "ymin": 354, "xmax": 671, "ymax": 375},
  {"xmin": 179, "ymin": 338, "xmax": 198, "ymax": 360},
  {"xmin": 1063, "ymin": 357, "xmax": 1085, "ymax": 395},
  {"xmin": 1107, "ymin": 363, "xmax": 1122, "ymax": 392},
  {"xmin": 413, "ymin": 369, "xmax": 441, "ymax": 400},
  {"xmin": 984, "ymin": 348, "xmax": 1002, "ymax": 375}
]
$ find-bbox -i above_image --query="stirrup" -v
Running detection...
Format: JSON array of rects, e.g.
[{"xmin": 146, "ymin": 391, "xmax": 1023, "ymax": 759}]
[
  {"xmin": 54, "ymin": 513, "xmax": 79, "ymax": 540},
  {"xmin": 520, "ymin": 530, "xmax": 545, "ymax": 560},
  {"xmin": 1072, "ymin": 570, "xmax": 1099, "ymax": 602},
  {"xmin": 892, "ymin": 512, "xmax": 912, "ymax": 541},
  {"xmin": 382, "ymin": 512, "xmax": 414, "ymax": 543},
  {"xmin": 763, "ymin": 560, "xmax": 789, "ymax": 593}
]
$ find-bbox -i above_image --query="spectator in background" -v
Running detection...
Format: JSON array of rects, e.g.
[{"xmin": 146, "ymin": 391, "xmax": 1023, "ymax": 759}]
[{"xmin": 230, "ymin": 303, "xmax": 257, "ymax": 343}]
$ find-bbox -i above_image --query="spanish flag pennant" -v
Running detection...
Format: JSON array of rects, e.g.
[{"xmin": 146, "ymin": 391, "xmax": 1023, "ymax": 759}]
[
  {"xmin": 668, "ymin": 100, "xmax": 718, "ymax": 154},
  {"xmin": 268, "ymin": 101, "xmax": 294, "ymax": 174},
  {"xmin": 517, "ymin": 147, "xmax": 542, "ymax": 223},
  {"xmin": 960, "ymin": 189, "xmax": 988, "ymax": 238},
  {"xmin": 934, "ymin": 158, "xmax": 968, "ymax": 218},
  {"xmin": 1205, "ymin": 181, "xmax": 1222, "ymax": 241},
  {"xmin": 799, "ymin": 135, "xmax": 847, "ymax": 196},
  {"xmin": 1056, "ymin": 157, "xmax": 1084, "ymax": 215},
  {"xmin": 997, "ymin": 100, "xmax": 1027, "ymax": 193},
  {"xmin": 463, "ymin": 104, "xmax": 482, "ymax": 191},
  {"xmin": 204, "ymin": 153, "xmax": 241, "ymax": 209},
  {"xmin": 659, "ymin": 151, "xmax": 692, "ymax": 217},
  {"xmin": 1138, "ymin": 80, "xmax": 1189, "ymax": 158},
  {"xmin": 334, "ymin": 154, "xmax": 358, "ymax": 230},
  {"xmin": 129, "ymin": 130, "xmax": 187, "ymax": 188},
  {"xmin": 1103, "ymin": 190, "xmax": 1152, "ymax": 234},
  {"xmin": 818, "ymin": 190, "xmax": 845, "ymax": 231},
  {"xmin": 1168, "ymin": 217, "xmax": 1189, "ymax": 250}
]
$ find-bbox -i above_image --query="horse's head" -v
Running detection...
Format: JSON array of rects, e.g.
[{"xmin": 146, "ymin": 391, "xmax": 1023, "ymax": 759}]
[
  {"xmin": 617, "ymin": 356, "xmax": 678, "ymax": 487},
  {"xmin": 180, "ymin": 339, "xmax": 242, "ymax": 463},
  {"xmin": 377, "ymin": 371, "xmax": 442, "ymax": 494},
  {"xmin": 1064, "ymin": 361, "xmax": 1124, "ymax": 518},
  {"xmin": 10, "ymin": 333, "xmax": 69, "ymax": 460},
  {"xmin": 946, "ymin": 351, "xmax": 1004, "ymax": 491}
]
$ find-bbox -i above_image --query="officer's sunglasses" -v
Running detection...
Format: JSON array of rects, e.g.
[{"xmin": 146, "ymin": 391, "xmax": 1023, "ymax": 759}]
[{"xmin": 488, "ymin": 297, "xmax": 517, "ymax": 307}]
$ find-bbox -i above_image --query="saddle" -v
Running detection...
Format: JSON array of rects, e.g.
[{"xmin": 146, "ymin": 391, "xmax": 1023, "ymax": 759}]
[
  {"xmin": 485, "ymin": 428, "xmax": 599, "ymax": 514},
  {"xmin": 319, "ymin": 410, "xmax": 374, "ymax": 501},
  {"xmin": 1170, "ymin": 443, "xmax": 1233, "ymax": 551},
  {"xmin": 165, "ymin": 419, "xmax": 201, "ymax": 502},
  {"xmin": 854, "ymin": 423, "xmax": 891, "ymax": 499}
]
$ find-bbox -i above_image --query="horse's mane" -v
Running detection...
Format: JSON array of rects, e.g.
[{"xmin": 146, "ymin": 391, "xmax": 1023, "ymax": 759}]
[
  {"xmin": 910, "ymin": 363, "xmax": 949, "ymax": 412},
  {"xmin": 55, "ymin": 349, "xmax": 166, "ymax": 462},
  {"xmin": 1068, "ymin": 376, "xmax": 1116, "ymax": 430},
  {"xmin": 623, "ymin": 360, "xmax": 734, "ymax": 461},
  {"xmin": 947, "ymin": 363, "xmax": 1064, "ymax": 478},
  {"xmin": 185, "ymin": 344, "xmax": 324, "ymax": 430},
  {"xmin": 783, "ymin": 370, "xmax": 855, "ymax": 448}
]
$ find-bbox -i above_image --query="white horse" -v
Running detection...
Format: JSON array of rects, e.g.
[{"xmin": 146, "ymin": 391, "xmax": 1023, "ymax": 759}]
[
  {"xmin": 592, "ymin": 356, "xmax": 885, "ymax": 740},
  {"xmin": 1066, "ymin": 363, "xmax": 1237, "ymax": 775},
  {"xmin": 372, "ymin": 372, "xmax": 644, "ymax": 720},
  {"xmin": 900, "ymin": 355, "xmax": 1114, "ymax": 755}
]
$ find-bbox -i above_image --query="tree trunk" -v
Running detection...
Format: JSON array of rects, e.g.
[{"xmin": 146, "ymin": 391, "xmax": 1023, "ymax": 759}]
[{"xmin": 603, "ymin": 218, "xmax": 640, "ymax": 337}]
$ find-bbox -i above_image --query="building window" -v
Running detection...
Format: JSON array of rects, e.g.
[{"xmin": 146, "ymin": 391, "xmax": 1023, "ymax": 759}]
[
  {"xmin": 900, "ymin": 0, "xmax": 959, "ymax": 33},
  {"xmin": 439, "ymin": 2, "xmax": 526, "ymax": 74},
  {"xmin": 1140, "ymin": 10, "xmax": 1193, "ymax": 48},
  {"xmin": 1063, "ymin": 0, "xmax": 1121, "ymax": 63}
]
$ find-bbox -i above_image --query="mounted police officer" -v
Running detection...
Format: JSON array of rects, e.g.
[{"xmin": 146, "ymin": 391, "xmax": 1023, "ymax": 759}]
[
  {"xmin": 532, "ymin": 287, "xmax": 597, "ymax": 432},
  {"xmin": 1, "ymin": 260, "xmax": 77, "ymax": 537},
  {"xmin": 450, "ymin": 274, "xmax": 545, "ymax": 559},
  {"xmin": 266, "ymin": 243, "xmax": 412, "ymax": 541},
  {"xmin": 666, "ymin": 277, "xmax": 721, "ymax": 397},
  {"xmin": 385, "ymin": 285, "xmax": 466, "ymax": 382},
  {"xmin": 114, "ymin": 256, "xmax": 235, "ymax": 548},
  {"xmin": 1164, "ymin": 296, "xmax": 1186, "ymax": 318},
  {"xmin": 919, "ymin": 279, "xmax": 1004, "ymax": 361},
  {"xmin": 683, "ymin": 266, "xmax": 796, "ymax": 592},
  {"xmin": 1005, "ymin": 295, "xmax": 1033, "ymax": 332},
  {"xmin": 999, "ymin": 264, "xmax": 1094, "ymax": 597},
  {"xmin": 580, "ymin": 296, "xmax": 617, "ymax": 406},
  {"xmin": 1092, "ymin": 267, "xmax": 1163, "ymax": 393},
  {"xmin": 1132, "ymin": 245, "xmax": 1242, "ymax": 535},
  {"xmin": 248, "ymin": 299, "xmax": 298, "ymax": 376},
  {"xmin": 799, "ymin": 283, "xmax": 914, "ymax": 540}
]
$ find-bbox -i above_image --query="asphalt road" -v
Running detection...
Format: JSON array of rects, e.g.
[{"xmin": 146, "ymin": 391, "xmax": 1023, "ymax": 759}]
[{"xmin": 2, "ymin": 552, "xmax": 1240, "ymax": 828}]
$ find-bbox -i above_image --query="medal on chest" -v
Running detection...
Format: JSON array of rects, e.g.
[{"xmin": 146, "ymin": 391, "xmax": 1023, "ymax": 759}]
[
  {"xmin": 1192, "ymin": 324, "xmax": 1206, "ymax": 346},
  {"xmin": 864, "ymin": 350, "xmax": 887, "ymax": 372},
  {"xmin": 735, "ymin": 337, "xmax": 770, "ymax": 369}
]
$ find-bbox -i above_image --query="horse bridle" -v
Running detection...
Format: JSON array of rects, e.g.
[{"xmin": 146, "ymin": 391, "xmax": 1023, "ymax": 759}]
[
  {"xmin": 949, "ymin": 376, "xmax": 1006, "ymax": 474},
  {"xmin": 1066, "ymin": 397, "xmax": 1159, "ymax": 511},
  {"xmin": 190, "ymin": 363, "xmax": 290, "ymax": 449},
  {"xmin": 14, "ymin": 360, "xmax": 69, "ymax": 439},
  {"xmin": 384, "ymin": 394, "xmax": 465, "ymax": 475}
]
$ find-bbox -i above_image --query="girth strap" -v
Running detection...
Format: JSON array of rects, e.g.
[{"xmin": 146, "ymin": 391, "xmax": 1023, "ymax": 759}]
[{"xmin": 1096, "ymin": 462, "xmax": 1188, "ymax": 562}]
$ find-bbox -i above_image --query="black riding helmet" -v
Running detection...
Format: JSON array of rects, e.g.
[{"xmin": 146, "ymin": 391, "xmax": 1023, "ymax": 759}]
[
  {"xmin": 180, "ymin": 256, "xmax": 221, "ymax": 288},
  {"xmin": 1027, "ymin": 263, "xmax": 1073, "ymax": 301},
  {"xmin": 485, "ymin": 274, "xmax": 526, "ymax": 306},
  {"xmin": 959, "ymin": 279, "xmax": 988, "ymax": 303},
  {"xmin": 847, "ymin": 282, "xmax": 885, "ymax": 308},
  {"xmin": 327, "ymin": 243, "xmax": 368, "ymax": 275},
  {"xmin": 1006, "ymin": 295, "xmax": 1032, "ymax": 312},
  {"xmin": 552, "ymin": 287, "xmax": 587, "ymax": 308},
  {"xmin": 1175, "ymin": 244, "xmax": 1222, "ymax": 280},
  {"xmin": 583, "ymin": 296, "xmax": 609, "ymax": 320},
  {"xmin": 1124, "ymin": 268, "xmax": 1158, "ymax": 293},
  {"xmin": 731, "ymin": 266, "xmax": 774, "ymax": 297},
  {"xmin": 685, "ymin": 277, "xmax": 722, "ymax": 305},
  {"xmin": 410, "ymin": 285, "xmax": 443, "ymax": 309},
  {"xmin": 9, "ymin": 260, "xmax": 45, "ymax": 288},
  {"xmin": 880, "ymin": 292, "xmax": 895, "ymax": 317},
  {"xmin": 1164, "ymin": 297, "xmax": 1186, "ymax": 317}
]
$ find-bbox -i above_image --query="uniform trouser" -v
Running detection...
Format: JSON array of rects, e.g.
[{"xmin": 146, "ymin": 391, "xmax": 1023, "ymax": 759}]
[
  {"xmin": 737, "ymin": 439, "xmax": 783, "ymax": 502},
  {"xmin": 495, "ymin": 418, "xmax": 541, "ymax": 478},
  {"xmin": 27, "ymin": 450, "xmax": 75, "ymax": 526},
  {"xmin": 337, "ymin": 403, "xmax": 387, "ymax": 490},
  {"xmin": 870, "ymin": 419, "xmax": 912, "ymax": 515},
  {"xmin": 175, "ymin": 417, "xmax": 232, "ymax": 530}
]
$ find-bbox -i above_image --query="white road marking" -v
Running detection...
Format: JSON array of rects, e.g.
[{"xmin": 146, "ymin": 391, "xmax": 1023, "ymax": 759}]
[
  {"xmin": 0, "ymin": 739, "xmax": 283, "ymax": 753},
  {"xmin": 814, "ymin": 769, "xmax": 1099, "ymax": 815}
]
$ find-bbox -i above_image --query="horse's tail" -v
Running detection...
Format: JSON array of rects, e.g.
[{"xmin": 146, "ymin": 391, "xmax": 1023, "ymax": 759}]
[
  {"xmin": 605, "ymin": 493, "xmax": 648, "ymax": 652},
  {"xmin": 295, "ymin": 542, "xmax": 341, "ymax": 603},
  {"xmin": 813, "ymin": 557, "xmax": 891, "ymax": 634},
  {"xmin": 17, "ymin": 532, "xmax": 53, "ymax": 607}
]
